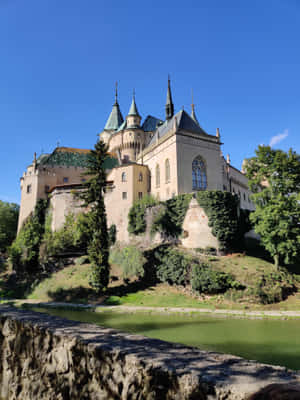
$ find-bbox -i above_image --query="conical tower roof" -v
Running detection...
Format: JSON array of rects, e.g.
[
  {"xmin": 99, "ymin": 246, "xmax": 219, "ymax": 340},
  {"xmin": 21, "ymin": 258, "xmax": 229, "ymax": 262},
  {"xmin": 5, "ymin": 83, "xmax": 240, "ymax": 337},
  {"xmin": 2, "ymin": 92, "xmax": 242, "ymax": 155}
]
[
  {"xmin": 104, "ymin": 84, "xmax": 124, "ymax": 131},
  {"xmin": 128, "ymin": 91, "xmax": 140, "ymax": 116}
]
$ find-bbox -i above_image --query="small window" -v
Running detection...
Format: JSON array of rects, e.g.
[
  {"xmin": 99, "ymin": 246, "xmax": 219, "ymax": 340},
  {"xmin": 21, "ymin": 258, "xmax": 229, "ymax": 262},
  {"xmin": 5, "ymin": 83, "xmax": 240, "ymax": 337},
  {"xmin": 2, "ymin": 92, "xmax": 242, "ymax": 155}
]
[
  {"xmin": 63, "ymin": 177, "xmax": 69, "ymax": 183},
  {"xmin": 121, "ymin": 172, "xmax": 126, "ymax": 182},
  {"xmin": 138, "ymin": 192, "xmax": 143, "ymax": 199},
  {"xmin": 81, "ymin": 178, "xmax": 86, "ymax": 183},
  {"xmin": 165, "ymin": 159, "xmax": 170, "ymax": 183},
  {"xmin": 138, "ymin": 172, "xmax": 143, "ymax": 182},
  {"xmin": 26, "ymin": 184, "xmax": 32, "ymax": 194},
  {"xmin": 243, "ymin": 193, "xmax": 246, "ymax": 201},
  {"xmin": 122, "ymin": 192, "xmax": 127, "ymax": 200},
  {"xmin": 156, "ymin": 164, "xmax": 160, "ymax": 188},
  {"xmin": 45, "ymin": 185, "xmax": 50, "ymax": 193}
]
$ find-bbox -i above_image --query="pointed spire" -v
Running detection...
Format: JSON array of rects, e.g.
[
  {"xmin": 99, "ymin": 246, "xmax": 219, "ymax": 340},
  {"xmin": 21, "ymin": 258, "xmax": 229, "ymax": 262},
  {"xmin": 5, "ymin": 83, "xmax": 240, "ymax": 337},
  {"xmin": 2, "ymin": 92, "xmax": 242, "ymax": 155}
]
[
  {"xmin": 190, "ymin": 89, "xmax": 199, "ymax": 125},
  {"xmin": 128, "ymin": 89, "xmax": 140, "ymax": 116},
  {"xmin": 165, "ymin": 75, "xmax": 174, "ymax": 120},
  {"xmin": 104, "ymin": 82, "xmax": 124, "ymax": 131}
]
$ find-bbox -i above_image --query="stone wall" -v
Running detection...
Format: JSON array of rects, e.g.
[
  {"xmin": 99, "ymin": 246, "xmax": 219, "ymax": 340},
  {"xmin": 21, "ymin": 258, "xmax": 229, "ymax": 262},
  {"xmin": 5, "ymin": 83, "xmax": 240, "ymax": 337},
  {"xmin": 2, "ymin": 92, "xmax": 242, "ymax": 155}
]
[{"xmin": 0, "ymin": 306, "xmax": 299, "ymax": 400}]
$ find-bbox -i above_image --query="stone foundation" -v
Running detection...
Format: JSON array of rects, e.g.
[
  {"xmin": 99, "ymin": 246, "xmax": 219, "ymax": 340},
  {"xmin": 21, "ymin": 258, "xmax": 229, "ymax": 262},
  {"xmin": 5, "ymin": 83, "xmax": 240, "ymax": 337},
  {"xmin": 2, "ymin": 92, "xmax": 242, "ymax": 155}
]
[{"xmin": 0, "ymin": 306, "xmax": 299, "ymax": 399}]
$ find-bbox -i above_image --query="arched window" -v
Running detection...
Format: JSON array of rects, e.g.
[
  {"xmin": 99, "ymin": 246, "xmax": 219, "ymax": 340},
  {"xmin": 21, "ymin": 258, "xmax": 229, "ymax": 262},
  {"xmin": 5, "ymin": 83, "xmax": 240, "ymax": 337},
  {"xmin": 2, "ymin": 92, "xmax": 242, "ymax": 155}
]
[
  {"xmin": 121, "ymin": 172, "xmax": 126, "ymax": 182},
  {"xmin": 138, "ymin": 172, "xmax": 143, "ymax": 182},
  {"xmin": 192, "ymin": 156, "xmax": 207, "ymax": 190},
  {"xmin": 156, "ymin": 164, "xmax": 160, "ymax": 188},
  {"xmin": 165, "ymin": 159, "xmax": 170, "ymax": 183}
]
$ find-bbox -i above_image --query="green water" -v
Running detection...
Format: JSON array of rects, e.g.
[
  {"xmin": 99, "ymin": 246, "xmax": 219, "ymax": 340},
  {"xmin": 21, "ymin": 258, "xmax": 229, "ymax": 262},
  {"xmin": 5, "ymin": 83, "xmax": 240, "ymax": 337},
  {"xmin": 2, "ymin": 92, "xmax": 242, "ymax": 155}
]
[{"xmin": 32, "ymin": 307, "xmax": 300, "ymax": 370}]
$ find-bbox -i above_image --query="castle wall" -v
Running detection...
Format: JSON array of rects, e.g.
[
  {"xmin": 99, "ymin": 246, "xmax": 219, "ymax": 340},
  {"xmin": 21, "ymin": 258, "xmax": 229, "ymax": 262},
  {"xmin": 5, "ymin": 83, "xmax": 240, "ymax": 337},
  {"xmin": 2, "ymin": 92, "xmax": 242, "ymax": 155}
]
[
  {"xmin": 141, "ymin": 133, "xmax": 178, "ymax": 201},
  {"xmin": 176, "ymin": 133, "xmax": 223, "ymax": 194},
  {"xmin": 50, "ymin": 187, "xmax": 84, "ymax": 231},
  {"xmin": 105, "ymin": 164, "xmax": 149, "ymax": 242},
  {"xmin": 18, "ymin": 163, "xmax": 87, "ymax": 231}
]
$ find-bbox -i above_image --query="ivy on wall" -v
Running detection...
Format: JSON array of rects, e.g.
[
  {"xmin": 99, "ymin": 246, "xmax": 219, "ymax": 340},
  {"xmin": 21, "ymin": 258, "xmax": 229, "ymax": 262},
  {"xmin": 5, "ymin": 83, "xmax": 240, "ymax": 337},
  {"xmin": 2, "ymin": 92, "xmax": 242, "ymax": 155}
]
[
  {"xmin": 128, "ymin": 195, "xmax": 158, "ymax": 235},
  {"xmin": 196, "ymin": 191, "xmax": 239, "ymax": 251}
]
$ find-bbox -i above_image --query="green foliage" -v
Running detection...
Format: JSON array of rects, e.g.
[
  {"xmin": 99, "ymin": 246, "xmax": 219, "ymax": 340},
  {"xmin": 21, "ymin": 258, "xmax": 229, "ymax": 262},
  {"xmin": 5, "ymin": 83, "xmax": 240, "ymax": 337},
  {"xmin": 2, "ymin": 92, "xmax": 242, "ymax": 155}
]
[
  {"xmin": 40, "ymin": 212, "xmax": 93, "ymax": 261},
  {"xmin": 0, "ymin": 200, "xmax": 19, "ymax": 252},
  {"xmin": 245, "ymin": 146, "xmax": 300, "ymax": 267},
  {"xmin": 109, "ymin": 245, "xmax": 145, "ymax": 279},
  {"xmin": 196, "ymin": 191, "xmax": 240, "ymax": 251},
  {"xmin": 128, "ymin": 195, "xmax": 158, "ymax": 235},
  {"xmin": 9, "ymin": 199, "xmax": 47, "ymax": 274},
  {"xmin": 78, "ymin": 139, "xmax": 110, "ymax": 292},
  {"xmin": 154, "ymin": 247, "xmax": 190, "ymax": 285},
  {"xmin": 151, "ymin": 194, "xmax": 192, "ymax": 237},
  {"xmin": 191, "ymin": 263, "xmax": 238, "ymax": 294},
  {"xmin": 249, "ymin": 269, "xmax": 296, "ymax": 304},
  {"xmin": 108, "ymin": 224, "xmax": 117, "ymax": 246}
]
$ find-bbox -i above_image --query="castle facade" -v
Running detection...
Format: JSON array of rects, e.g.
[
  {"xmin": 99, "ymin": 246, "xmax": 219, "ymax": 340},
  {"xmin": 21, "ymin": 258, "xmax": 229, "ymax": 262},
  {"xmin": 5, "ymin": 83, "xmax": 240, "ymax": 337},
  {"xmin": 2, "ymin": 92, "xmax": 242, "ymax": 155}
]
[{"xmin": 18, "ymin": 79, "xmax": 253, "ymax": 243}]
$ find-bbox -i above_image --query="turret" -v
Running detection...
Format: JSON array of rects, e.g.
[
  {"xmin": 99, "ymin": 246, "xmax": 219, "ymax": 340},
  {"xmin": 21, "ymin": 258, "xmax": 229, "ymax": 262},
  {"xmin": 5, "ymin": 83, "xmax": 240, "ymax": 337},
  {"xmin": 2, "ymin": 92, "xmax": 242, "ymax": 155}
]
[
  {"xmin": 165, "ymin": 76, "xmax": 174, "ymax": 120},
  {"xmin": 126, "ymin": 90, "xmax": 141, "ymax": 128},
  {"xmin": 103, "ymin": 83, "xmax": 124, "ymax": 132}
]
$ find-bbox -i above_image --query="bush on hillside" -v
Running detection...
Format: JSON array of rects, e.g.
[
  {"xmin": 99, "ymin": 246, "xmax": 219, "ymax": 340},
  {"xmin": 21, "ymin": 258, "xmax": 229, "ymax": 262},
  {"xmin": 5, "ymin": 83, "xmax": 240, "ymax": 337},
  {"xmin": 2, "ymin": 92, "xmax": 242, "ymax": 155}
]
[
  {"xmin": 40, "ymin": 212, "xmax": 93, "ymax": 262},
  {"xmin": 109, "ymin": 245, "xmax": 145, "ymax": 279},
  {"xmin": 191, "ymin": 263, "xmax": 238, "ymax": 294},
  {"xmin": 154, "ymin": 246, "xmax": 190, "ymax": 285},
  {"xmin": 108, "ymin": 224, "xmax": 117, "ymax": 246}
]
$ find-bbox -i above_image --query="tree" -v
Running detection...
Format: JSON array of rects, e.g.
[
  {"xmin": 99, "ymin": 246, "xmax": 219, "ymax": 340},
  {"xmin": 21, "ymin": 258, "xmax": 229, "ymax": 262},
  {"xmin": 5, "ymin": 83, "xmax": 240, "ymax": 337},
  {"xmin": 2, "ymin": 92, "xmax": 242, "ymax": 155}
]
[
  {"xmin": 0, "ymin": 201, "xmax": 19, "ymax": 252},
  {"xmin": 245, "ymin": 146, "xmax": 300, "ymax": 268},
  {"xmin": 79, "ymin": 139, "xmax": 110, "ymax": 292}
]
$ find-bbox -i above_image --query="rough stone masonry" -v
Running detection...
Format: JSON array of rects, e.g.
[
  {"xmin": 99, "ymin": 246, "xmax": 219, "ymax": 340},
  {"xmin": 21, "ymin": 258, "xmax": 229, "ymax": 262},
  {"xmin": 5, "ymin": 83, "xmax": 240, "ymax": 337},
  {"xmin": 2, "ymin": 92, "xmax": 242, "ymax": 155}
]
[{"xmin": 0, "ymin": 306, "xmax": 299, "ymax": 400}]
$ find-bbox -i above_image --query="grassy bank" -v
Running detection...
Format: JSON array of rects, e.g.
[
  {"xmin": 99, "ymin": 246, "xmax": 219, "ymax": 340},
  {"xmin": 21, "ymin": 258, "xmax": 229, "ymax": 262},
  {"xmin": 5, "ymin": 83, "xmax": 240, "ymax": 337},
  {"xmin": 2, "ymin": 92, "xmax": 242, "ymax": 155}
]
[{"xmin": 1, "ymin": 248, "xmax": 299, "ymax": 311}]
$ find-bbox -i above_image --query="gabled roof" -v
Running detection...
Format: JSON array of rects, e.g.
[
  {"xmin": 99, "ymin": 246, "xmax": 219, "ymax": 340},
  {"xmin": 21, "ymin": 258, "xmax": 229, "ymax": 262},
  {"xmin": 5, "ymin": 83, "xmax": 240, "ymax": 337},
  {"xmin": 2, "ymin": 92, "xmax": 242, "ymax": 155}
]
[
  {"xmin": 149, "ymin": 110, "xmax": 209, "ymax": 146},
  {"xmin": 104, "ymin": 102, "xmax": 124, "ymax": 131},
  {"xmin": 142, "ymin": 115, "xmax": 163, "ymax": 132}
]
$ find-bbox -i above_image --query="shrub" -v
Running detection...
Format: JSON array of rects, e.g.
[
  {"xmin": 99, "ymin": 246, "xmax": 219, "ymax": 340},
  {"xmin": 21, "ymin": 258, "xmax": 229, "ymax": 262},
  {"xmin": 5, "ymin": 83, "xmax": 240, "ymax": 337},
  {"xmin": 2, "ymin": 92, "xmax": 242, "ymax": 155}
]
[
  {"xmin": 128, "ymin": 195, "xmax": 158, "ymax": 235},
  {"xmin": 40, "ymin": 212, "xmax": 93, "ymax": 261},
  {"xmin": 109, "ymin": 245, "xmax": 145, "ymax": 279},
  {"xmin": 191, "ymin": 263, "xmax": 237, "ymax": 294},
  {"xmin": 155, "ymin": 247, "xmax": 190, "ymax": 285}
]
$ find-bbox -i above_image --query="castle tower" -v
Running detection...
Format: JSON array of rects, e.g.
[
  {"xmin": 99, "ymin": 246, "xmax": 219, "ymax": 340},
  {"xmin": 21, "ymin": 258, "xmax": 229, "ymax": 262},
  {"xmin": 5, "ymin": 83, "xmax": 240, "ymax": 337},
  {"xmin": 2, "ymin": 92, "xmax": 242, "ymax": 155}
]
[
  {"xmin": 165, "ymin": 76, "xmax": 174, "ymax": 120},
  {"xmin": 101, "ymin": 83, "xmax": 124, "ymax": 143},
  {"xmin": 126, "ymin": 90, "xmax": 141, "ymax": 128}
]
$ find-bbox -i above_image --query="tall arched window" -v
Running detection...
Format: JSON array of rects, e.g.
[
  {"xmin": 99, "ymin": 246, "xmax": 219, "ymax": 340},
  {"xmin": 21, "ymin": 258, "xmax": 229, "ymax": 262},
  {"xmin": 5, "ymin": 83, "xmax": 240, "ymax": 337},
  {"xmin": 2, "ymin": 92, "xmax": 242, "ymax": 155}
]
[
  {"xmin": 156, "ymin": 164, "xmax": 160, "ymax": 188},
  {"xmin": 121, "ymin": 172, "xmax": 126, "ymax": 182},
  {"xmin": 138, "ymin": 172, "xmax": 143, "ymax": 182},
  {"xmin": 165, "ymin": 159, "xmax": 170, "ymax": 183},
  {"xmin": 192, "ymin": 156, "xmax": 207, "ymax": 190}
]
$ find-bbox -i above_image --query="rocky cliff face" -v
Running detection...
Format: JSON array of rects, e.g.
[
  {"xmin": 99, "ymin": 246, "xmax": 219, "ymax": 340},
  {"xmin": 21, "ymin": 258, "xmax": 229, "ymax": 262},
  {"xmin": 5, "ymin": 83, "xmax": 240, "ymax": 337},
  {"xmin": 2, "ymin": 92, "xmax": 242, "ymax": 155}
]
[{"xmin": 0, "ymin": 306, "xmax": 299, "ymax": 400}]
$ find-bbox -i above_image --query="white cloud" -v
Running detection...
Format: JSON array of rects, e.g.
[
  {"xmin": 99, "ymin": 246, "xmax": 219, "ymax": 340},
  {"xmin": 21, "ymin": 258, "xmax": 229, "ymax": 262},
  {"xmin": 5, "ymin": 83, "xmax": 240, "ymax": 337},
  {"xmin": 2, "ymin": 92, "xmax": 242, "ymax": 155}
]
[{"xmin": 269, "ymin": 129, "xmax": 289, "ymax": 147}]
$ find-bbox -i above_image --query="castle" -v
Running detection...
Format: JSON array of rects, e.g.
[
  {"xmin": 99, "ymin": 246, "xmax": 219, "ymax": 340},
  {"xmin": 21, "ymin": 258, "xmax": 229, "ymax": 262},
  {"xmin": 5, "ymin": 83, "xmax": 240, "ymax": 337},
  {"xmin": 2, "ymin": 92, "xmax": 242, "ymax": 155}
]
[{"xmin": 18, "ymin": 79, "xmax": 254, "ymax": 243}]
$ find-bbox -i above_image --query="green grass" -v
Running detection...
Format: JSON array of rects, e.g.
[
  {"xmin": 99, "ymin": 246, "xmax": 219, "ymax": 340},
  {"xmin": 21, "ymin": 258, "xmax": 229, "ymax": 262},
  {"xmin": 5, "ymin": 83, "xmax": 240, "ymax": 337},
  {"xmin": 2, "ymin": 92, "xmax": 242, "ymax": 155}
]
[{"xmin": 104, "ymin": 286, "xmax": 212, "ymax": 308}]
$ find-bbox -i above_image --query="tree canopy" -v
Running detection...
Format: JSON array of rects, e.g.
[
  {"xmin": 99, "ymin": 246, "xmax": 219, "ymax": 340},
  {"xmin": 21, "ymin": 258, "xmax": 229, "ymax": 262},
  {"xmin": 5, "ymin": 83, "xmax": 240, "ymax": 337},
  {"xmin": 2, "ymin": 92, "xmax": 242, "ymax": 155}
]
[
  {"xmin": 245, "ymin": 146, "xmax": 300, "ymax": 267},
  {"xmin": 0, "ymin": 200, "xmax": 19, "ymax": 252}
]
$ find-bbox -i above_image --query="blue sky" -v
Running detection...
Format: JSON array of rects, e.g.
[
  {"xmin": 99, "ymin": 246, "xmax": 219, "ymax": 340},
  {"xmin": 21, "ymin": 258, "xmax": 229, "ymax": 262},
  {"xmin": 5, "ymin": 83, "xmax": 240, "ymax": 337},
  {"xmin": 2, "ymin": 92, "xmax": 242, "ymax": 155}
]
[{"xmin": 0, "ymin": 0, "xmax": 299, "ymax": 204}]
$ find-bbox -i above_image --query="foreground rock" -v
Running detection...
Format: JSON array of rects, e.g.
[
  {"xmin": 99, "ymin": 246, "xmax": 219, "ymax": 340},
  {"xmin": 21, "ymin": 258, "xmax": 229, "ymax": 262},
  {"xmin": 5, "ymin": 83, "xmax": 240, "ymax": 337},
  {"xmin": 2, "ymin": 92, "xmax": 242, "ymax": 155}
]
[{"xmin": 0, "ymin": 306, "xmax": 299, "ymax": 399}]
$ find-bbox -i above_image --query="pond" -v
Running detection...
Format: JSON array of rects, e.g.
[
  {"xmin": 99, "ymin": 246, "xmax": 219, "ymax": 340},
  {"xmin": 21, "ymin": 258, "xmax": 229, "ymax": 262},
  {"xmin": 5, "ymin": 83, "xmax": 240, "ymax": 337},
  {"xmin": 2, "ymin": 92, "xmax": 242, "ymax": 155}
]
[{"xmin": 32, "ymin": 307, "xmax": 300, "ymax": 370}]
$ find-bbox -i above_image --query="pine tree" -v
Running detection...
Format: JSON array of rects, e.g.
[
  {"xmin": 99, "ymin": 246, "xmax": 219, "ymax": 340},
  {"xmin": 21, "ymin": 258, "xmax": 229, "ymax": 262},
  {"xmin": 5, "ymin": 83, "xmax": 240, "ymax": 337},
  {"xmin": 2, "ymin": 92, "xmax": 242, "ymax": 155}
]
[{"xmin": 79, "ymin": 139, "xmax": 110, "ymax": 292}]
